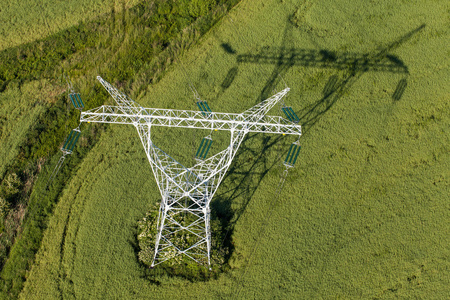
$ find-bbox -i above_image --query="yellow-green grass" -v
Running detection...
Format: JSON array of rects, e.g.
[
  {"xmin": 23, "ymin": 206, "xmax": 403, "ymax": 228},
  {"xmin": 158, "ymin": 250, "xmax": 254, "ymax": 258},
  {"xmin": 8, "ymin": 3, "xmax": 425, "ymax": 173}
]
[
  {"xmin": 21, "ymin": 0, "xmax": 449, "ymax": 298},
  {"xmin": 0, "ymin": 0, "xmax": 140, "ymax": 51}
]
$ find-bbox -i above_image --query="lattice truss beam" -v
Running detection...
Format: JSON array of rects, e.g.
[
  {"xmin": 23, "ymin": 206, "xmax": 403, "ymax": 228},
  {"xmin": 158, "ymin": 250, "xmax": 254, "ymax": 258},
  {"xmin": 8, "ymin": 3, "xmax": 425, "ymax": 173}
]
[
  {"xmin": 80, "ymin": 105, "xmax": 300, "ymax": 135},
  {"xmin": 80, "ymin": 77, "xmax": 301, "ymax": 267}
]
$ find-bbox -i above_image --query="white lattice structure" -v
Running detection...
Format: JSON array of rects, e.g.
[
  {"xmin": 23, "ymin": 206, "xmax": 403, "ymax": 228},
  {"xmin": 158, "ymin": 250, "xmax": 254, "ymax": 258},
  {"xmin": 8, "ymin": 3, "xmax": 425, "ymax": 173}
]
[{"xmin": 80, "ymin": 76, "xmax": 301, "ymax": 267}]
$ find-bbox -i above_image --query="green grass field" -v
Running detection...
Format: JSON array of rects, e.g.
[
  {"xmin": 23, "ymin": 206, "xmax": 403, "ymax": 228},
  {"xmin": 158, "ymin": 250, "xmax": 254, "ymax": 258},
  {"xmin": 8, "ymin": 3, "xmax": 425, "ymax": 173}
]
[
  {"xmin": 19, "ymin": 0, "xmax": 449, "ymax": 298},
  {"xmin": 0, "ymin": 0, "xmax": 141, "ymax": 51},
  {"xmin": 0, "ymin": 1, "xmax": 240, "ymax": 297}
]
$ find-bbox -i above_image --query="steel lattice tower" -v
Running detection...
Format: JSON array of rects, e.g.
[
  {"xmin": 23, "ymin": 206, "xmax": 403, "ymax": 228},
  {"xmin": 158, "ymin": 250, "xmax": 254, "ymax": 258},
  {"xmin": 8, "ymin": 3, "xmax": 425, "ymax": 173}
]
[{"xmin": 79, "ymin": 76, "xmax": 301, "ymax": 267}]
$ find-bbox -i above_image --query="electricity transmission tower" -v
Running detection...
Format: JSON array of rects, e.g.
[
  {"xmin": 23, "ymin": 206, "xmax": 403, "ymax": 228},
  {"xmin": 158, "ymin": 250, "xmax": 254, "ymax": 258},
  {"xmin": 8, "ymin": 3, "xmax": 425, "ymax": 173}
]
[{"xmin": 79, "ymin": 76, "xmax": 301, "ymax": 267}]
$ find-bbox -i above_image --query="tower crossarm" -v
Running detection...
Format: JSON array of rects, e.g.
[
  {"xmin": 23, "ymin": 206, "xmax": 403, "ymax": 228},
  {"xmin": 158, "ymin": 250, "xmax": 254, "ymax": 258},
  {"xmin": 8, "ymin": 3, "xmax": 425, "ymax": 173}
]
[
  {"xmin": 80, "ymin": 106, "xmax": 301, "ymax": 136},
  {"xmin": 237, "ymin": 48, "xmax": 409, "ymax": 74}
]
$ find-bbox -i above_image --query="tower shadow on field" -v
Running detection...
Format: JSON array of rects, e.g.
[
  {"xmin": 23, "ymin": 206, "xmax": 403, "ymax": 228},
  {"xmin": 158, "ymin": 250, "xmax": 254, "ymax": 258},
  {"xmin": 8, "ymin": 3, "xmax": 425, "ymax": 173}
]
[
  {"xmin": 233, "ymin": 22, "xmax": 424, "ymax": 134},
  {"xmin": 210, "ymin": 132, "xmax": 289, "ymax": 262},
  {"xmin": 208, "ymin": 22, "xmax": 425, "ymax": 268}
]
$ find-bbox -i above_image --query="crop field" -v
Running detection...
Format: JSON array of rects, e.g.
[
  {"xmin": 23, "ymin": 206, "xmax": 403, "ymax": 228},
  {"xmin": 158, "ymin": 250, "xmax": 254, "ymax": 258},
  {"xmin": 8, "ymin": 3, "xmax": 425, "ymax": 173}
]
[
  {"xmin": 0, "ymin": 0, "xmax": 141, "ymax": 51},
  {"xmin": 18, "ymin": 0, "xmax": 449, "ymax": 298}
]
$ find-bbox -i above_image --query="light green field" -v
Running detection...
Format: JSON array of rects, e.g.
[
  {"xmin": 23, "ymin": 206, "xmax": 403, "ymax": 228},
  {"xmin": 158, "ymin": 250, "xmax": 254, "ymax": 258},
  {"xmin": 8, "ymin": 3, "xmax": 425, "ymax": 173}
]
[
  {"xmin": 21, "ymin": 0, "xmax": 449, "ymax": 298},
  {"xmin": 0, "ymin": 0, "xmax": 140, "ymax": 51}
]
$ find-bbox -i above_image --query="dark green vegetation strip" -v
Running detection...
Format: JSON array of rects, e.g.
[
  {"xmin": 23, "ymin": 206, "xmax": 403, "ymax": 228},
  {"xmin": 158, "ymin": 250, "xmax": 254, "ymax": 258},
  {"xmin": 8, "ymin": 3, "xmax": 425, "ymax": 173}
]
[{"xmin": 0, "ymin": 0, "xmax": 240, "ymax": 298}]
